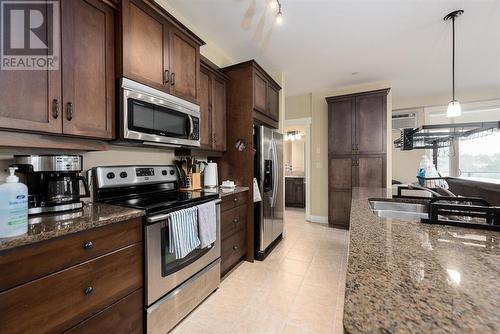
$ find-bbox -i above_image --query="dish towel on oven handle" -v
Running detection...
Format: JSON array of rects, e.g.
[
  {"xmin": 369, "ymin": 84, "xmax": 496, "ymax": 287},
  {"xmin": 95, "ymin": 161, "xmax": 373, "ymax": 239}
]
[
  {"xmin": 168, "ymin": 207, "xmax": 201, "ymax": 260},
  {"xmin": 197, "ymin": 201, "xmax": 217, "ymax": 248}
]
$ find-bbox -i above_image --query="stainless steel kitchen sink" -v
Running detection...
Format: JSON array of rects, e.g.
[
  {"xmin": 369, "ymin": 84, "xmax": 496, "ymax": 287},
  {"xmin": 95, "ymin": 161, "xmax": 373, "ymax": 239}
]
[{"xmin": 369, "ymin": 200, "xmax": 429, "ymax": 221}]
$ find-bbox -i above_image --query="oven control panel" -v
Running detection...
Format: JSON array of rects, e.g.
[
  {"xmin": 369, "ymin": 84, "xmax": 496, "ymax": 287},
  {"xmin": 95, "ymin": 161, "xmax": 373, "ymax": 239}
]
[{"xmin": 94, "ymin": 165, "xmax": 177, "ymax": 189}]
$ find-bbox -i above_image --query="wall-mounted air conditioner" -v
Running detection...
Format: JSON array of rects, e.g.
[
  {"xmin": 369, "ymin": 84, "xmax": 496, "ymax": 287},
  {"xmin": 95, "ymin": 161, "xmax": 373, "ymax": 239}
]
[{"xmin": 392, "ymin": 110, "xmax": 418, "ymax": 130}]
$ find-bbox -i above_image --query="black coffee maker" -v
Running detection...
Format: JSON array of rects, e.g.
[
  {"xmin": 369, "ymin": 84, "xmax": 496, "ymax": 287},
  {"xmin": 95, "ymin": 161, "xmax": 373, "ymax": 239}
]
[{"xmin": 13, "ymin": 155, "xmax": 90, "ymax": 215}]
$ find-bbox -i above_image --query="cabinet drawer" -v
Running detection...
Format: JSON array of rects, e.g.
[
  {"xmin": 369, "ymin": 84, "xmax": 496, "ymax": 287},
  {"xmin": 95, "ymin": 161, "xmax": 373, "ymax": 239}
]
[
  {"xmin": 221, "ymin": 191, "xmax": 248, "ymax": 212},
  {"xmin": 221, "ymin": 229, "xmax": 246, "ymax": 274},
  {"xmin": 0, "ymin": 243, "xmax": 143, "ymax": 334},
  {"xmin": 221, "ymin": 204, "xmax": 247, "ymax": 240},
  {"xmin": 0, "ymin": 218, "xmax": 142, "ymax": 292},
  {"xmin": 64, "ymin": 289, "xmax": 143, "ymax": 334}
]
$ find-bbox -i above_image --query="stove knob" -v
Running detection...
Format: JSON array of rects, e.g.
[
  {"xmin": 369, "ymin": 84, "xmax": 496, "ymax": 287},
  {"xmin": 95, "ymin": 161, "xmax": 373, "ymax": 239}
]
[
  {"xmin": 106, "ymin": 172, "xmax": 115, "ymax": 179},
  {"xmin": 120, "ymin": 172, "xmax": 128, "ymax": 178},
  {"xmin": 162, "ymin": 170, "xmax": 168, "ymax": 176},
  {"xmin": 169, "ymin": 170, "xmax": 175, "ymax": 175}
]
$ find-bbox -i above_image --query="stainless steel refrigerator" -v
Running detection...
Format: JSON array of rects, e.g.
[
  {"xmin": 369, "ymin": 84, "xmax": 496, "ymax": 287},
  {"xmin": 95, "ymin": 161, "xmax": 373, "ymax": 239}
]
[{"xmin": 254, "ymin": 124, "xmax": 283, "ymax": 260}]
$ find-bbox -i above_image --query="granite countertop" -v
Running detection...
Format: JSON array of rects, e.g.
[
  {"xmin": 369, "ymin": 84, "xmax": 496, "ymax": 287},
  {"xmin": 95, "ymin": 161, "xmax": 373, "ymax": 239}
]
[
  {"xmin": 344, "ymin": 187, "xmax": 500, "ymax": 333},
  {"xmin": 0, "ymin": 203, "xmax": 144, "ymax": 252},
  {"xmin": 199, "ymin": 186, "xmax": 250, "ymax": 198}
]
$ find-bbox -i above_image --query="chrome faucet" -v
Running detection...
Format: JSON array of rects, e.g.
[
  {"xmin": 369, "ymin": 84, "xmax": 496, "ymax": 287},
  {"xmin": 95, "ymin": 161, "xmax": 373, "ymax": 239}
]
[{"xmin": 403, "ymin": 184, "xmax": 457, "ymax": 198}]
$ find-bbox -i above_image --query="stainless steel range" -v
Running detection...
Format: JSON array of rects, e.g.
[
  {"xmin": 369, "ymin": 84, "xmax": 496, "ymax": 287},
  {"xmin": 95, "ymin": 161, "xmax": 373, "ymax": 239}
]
[{"xmin": 92, "ymin": 165, "xmax": 221, "ymax": 334}]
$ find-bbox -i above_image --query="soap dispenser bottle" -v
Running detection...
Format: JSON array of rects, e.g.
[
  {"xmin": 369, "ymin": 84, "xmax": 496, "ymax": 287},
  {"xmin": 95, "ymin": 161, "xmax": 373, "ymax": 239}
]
[{"xmin": 0, "ymin": 167, "xmax": 28, "ymax": 238}]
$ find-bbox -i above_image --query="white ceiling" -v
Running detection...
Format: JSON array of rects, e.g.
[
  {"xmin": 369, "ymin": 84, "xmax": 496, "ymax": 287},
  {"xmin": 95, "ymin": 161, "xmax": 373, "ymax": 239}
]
[{"xmin": 166, "ymin": 0, "xmax": 500, "ymax": 101}]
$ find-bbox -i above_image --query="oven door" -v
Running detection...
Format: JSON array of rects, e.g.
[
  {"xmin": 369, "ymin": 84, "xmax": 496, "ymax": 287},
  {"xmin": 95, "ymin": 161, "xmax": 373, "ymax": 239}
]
[
  {"xmin": 120, "ymin": 78, "xmax": 200, "ymax": 147},
  {"xmin": 145, "ymin": 200, "xmax": 221, "ymax": 305}
]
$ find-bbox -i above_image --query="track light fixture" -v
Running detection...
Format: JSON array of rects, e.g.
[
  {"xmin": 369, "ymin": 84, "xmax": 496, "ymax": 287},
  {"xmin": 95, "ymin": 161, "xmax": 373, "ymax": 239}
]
[{"xmin": 270, "ymin": 0, "xmax": 283, "ymax": 25}]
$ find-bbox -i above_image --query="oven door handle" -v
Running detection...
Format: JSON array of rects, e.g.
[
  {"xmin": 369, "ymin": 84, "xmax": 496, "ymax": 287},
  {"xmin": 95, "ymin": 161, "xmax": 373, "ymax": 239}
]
[{"xmin": 146, "ymin": 199, "xmax": 222, "ymax": 223}]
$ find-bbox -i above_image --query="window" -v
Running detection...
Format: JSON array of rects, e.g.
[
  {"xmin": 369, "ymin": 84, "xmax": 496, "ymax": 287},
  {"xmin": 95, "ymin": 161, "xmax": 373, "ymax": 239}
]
[{"xmin": 425, "ymin": 100, "xmax": 500, "ymax": 181}]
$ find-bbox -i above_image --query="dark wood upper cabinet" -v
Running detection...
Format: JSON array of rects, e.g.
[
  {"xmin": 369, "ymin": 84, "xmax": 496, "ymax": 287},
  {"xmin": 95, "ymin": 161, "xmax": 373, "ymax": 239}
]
[
  {"xmin": 328, "ymin": 97, "xmax": 354, "ymax": 156},
  {"xmin": 62, "ymin": 0, "xmax": 114, "ymax": 139},
  {"xmin": 0, "ymin": 1, "xmax": 61, "ymax": 134},
  {"xmin": 121, "ymin": 0, "xmax": 169, "ymax": 92},
  {"xmin": 253, "ymin": 71, "xmax": 268, "ymax": 114},
  {"xmin": 169, "ymin": 28, "xmax": 200, "ymax": 103},
  {"xmin": 326, "ymin": 89, "xmax": 389, "ymax": 228},
  {"xmin": 268, "ymin": 83, "xmax": 280, "ymax": 122},
  {"xmin": 355, "ymin": 92, "xmax": 387, "ymax": 155},
  {"xmin": 222, "ymin": 60, "xmax": 281, "ymax": 129},
  {"xmin": 199, "ymin": 66, "xmax": 212, "ymax": 148},
  {"xmin": 212, "ymin": 75, "xmax": 227, "ymax": 151},
  {"xmin": 0, "ymin": 0, "xmax": 114, "ymax": 141},
  {"xmin": 120, "ymin": 0, "xmax": 203, "ymax": 104},
  {"xmin": 198, "ymin": 58, "xmax": 227, "ymax": 152}
]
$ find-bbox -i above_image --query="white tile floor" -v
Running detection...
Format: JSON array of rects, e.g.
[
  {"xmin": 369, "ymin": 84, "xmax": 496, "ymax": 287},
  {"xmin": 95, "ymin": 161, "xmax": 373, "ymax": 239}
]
[{"xmin": 171, "ymin": 208, "xmax": 349, "ymax": 334}]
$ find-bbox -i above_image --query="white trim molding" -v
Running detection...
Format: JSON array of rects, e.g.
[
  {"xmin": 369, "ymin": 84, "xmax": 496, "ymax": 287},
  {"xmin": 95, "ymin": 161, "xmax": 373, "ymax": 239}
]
[{"xmin": 306, "ymin": 215, "xmax": 328, "ymax": 224}]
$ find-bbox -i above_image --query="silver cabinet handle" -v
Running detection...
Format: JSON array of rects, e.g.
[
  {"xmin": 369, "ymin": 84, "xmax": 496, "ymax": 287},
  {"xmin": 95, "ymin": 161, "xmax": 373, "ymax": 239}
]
[
  {"xmin": 66, "ymin": 102, "xmax": 74, "ymax": 121},
  {"xmin": 52, "ymin": 99, "xmax": 59, "ymax": 119},
  {"xmin": 164, "ymin": 70, "xmax": 170, "ymax": 84},
  {"xmin": 171, "ymin": 72, "xmax": 175, "ymax": 86}
]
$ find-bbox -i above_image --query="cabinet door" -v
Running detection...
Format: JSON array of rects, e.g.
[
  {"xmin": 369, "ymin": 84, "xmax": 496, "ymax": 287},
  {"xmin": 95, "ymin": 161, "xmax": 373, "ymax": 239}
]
[
  {"xmin": 122, "ymin": 0, "xmax": 169, "ymax": 92},
  {"xmin": 329, "ymin": 190, "xmax": 352, "ymax": 229},
  {"xmin": 328, "ymin": 97, "xmax": 354, "ymax": 156},
  {"xmin": 0, "ymin": 3, "xmax": 62, "ymax": 134},
  {"xmin": 61, "ymin": 0, "xmax": 114, "ymax": 139},
  {"xmin": 212, "ymin": 75, "xmax": 227, "ymax": 151},
  {"xmin": 355, "ymin": 93, "xmax": 387, "ymax": 154},
  {"xmin": 268, "ymin": 84, "xmax": 279, "ymax": 121},
  {"xmin": 199, "ymin": 66, "xmax": 212, "ymax": 149},
  {"xmin": 253, "ymin": 70, "xmax": 268, "ymax": 114},
  {"xmin": 169, "ymin": 28, "xmax": 199, "ymax": 103},
  {"xmin": 356, "ymin": 155, "xmax": 386, "ymax": 188},
  {"xmin": 329, "ymin": 157, "xmax": 354, "ymax": 191},
  {"xmin": 296, "ymin": 180, "xmax": 305, "ymax": 208}
]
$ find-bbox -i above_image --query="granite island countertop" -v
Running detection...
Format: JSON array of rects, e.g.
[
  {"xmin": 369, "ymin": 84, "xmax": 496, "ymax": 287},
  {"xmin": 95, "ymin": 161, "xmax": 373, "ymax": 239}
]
[
  {"xmin": 344, "ymin": 187, "xmax": 500, "ymax": 333},
  {"xmin": 0, "ymin": 202, "xmax": 144, "ymax": 252}
]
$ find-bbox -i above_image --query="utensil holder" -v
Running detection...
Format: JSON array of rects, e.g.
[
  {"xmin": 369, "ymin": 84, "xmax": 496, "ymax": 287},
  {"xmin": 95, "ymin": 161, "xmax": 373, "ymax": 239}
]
[{"xmin": 180, "ymin": 173, "xmax": 201, "ymax": 191}]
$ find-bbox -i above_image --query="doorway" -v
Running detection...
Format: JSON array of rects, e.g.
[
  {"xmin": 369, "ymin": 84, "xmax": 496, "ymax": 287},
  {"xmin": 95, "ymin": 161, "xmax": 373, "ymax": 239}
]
[{"xmin": 283, "ymin": 118, "xmax": 311, "ymax": 221}]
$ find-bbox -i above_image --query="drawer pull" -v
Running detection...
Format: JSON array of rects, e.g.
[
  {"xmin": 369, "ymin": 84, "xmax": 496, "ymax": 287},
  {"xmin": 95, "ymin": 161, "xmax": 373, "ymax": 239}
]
[
  {"xmin": 83, "ymin": 241, "xmax": 93, "ymax": 250},
  {"xmin": 233, "ymin": 245, "xmax": 238, "ymax": 251},
  {"xmin": 83, "ymin": 286, "xmax": 93, "ymax": 296},
  {"xmin": 233, "ymin": 218, "xmax": 239, "ymax": 224},
  {"xmin": 233, "ymin": 197, "xmax": 238, "ymax": 203}
]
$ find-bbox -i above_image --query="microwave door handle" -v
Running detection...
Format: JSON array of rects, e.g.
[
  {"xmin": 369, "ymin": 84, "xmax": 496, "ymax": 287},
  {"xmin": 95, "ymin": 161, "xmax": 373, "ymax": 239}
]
[{"xmin": 188, "ymin": 115, "xmax": 194, "ymax": 138}]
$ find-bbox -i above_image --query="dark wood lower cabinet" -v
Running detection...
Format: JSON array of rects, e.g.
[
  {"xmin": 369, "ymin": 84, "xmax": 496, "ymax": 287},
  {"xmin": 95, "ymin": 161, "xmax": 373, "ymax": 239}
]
[
  {"xmin": 64, "ymin": 289, "xmax": 143, "ymax": 334},
  {"xmin": 0, "ymin": 218, "xmax": 144, "ymax": 334},
  {"xmin": 329, "ymin": 191, "xmax": 352, "ymax": 229},
  {"xmin": 220, "ymin": 191, "xmax": 248, "ymax": 276},
  {"xmin": 285, "ymin": 177, "xmax": 305, "ymax": 208}
]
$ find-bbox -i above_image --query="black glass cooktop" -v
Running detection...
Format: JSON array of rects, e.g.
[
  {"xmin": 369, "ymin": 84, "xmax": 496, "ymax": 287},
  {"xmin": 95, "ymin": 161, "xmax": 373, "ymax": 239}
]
[{"xmin": 104, "ymin": 190, "xmax": 219, "ymax": 216}]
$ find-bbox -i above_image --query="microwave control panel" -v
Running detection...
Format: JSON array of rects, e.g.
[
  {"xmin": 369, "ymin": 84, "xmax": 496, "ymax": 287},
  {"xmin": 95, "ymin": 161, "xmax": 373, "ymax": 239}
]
[{"xmin": 191, "ymin": 117, "xmax": 200, "ymax": 141}]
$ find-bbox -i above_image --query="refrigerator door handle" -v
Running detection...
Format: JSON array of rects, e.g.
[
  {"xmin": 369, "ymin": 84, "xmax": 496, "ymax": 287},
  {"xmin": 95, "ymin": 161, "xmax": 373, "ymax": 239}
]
[{"xmin": 271, "ymin": 138, "xmax": 279, "ymax": 208}]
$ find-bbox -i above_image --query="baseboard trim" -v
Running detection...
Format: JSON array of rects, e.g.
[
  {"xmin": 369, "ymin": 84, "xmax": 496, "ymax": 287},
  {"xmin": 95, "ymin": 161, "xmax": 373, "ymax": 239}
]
[{"xmin": 306, "ymin": 215, "xmax": 328, "ymax": 224}]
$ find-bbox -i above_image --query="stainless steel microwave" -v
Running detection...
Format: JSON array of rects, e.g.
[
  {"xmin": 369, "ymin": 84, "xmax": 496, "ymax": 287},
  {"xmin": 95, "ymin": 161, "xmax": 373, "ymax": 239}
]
[{"xmin": 118, "ymin": 78, "xmax": 200, "ymax": 148}]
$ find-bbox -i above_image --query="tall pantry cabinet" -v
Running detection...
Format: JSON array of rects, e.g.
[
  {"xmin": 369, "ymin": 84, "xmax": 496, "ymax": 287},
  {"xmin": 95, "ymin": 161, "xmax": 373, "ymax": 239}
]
[{"xmin": 326, "ymin": 89, "xmax": 389, "ymax": 229}]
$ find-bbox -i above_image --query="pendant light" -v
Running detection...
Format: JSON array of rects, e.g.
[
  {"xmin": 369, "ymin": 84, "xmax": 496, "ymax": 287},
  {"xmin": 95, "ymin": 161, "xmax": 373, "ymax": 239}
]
[{"xmin": 444, "ymin": 10, "xmax": 464, "ymax": 118}]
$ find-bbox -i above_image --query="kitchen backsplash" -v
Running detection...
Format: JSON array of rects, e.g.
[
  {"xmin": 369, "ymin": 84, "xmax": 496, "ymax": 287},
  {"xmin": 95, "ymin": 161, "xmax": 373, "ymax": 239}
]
[{"xmin": 0, "ymin": 145, "xmax": 177, "ymax": 181}]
